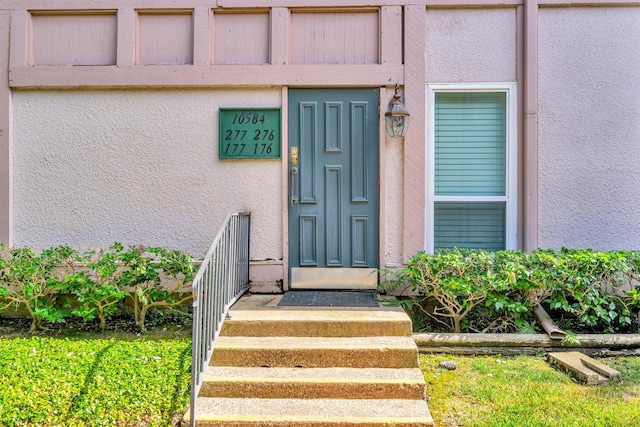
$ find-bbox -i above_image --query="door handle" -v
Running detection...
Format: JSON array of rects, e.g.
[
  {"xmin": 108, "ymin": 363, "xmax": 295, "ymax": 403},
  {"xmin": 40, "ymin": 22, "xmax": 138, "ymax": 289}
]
[
  {"xmin": 290, "ymin": 147, "xmax": 299, "ymax": 205},
  {"xmin": 290, "ymin": 166, "xmax": 299, "ymax": 205}
]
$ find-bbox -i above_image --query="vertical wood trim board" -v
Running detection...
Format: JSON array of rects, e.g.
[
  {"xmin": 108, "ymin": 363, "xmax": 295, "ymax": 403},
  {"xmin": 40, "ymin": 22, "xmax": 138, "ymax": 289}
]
[
  {"xmin": 117, "ymin": 8, "xmax": 136, "ymax": 66},
  {"xmin": 281, "ymin": 86, "xmax": 290, "ymax": 290},
  {"xmin": 270, "ymin": 7, "xmax": 290, "ymax": 65},
  {"xmin": 516, "ymin": 4, "xmax": 525, "ymax": 249},
  {"xmin": 524, "ymin": 0, "xmax": 539, "ymax": 251},
  {"xmin": 403, "ymin": 4, "xmax": 427, "ymax": 261},
  {"xmin": 380, "ymin": 6, "xmax": 403, "ymax": 65},
  {"xmin": 9, "ymin": 10, "xmax": 28, "ymax": 67},
  {"xmin": 0, "ymin": 11, "xmax": 11, "ymax": 245},
  {"xmin": 193, "ymin": 7, "xmax": 211, "ymax": 65},
  {"xmin": 378, "ymin": 87, "xmax": 388, "ymax": 268}
]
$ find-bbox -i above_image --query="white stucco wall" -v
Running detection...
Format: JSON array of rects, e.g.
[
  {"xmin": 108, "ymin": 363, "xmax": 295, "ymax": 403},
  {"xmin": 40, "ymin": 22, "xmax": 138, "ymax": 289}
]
[
  {"xmin": 384, "ymin": 136, "xmax": 404, "ymax": 266},
  {"xmin": 425, "ymin": 8, "xmax": 517, "ymax": 82},
  {"xmin": 12, "ymin": 89, "xmax": 282, "ymax": 259},
  {"xmin": 538, "ymin": 7, "xmax": 640, "ymax": 250}
]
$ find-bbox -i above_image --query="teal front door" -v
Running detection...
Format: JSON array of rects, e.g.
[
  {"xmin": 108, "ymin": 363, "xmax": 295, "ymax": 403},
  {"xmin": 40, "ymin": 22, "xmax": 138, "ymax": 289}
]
[{"xmin": 288, "ymin": 88, "xmax": 379, "ymax": 289}]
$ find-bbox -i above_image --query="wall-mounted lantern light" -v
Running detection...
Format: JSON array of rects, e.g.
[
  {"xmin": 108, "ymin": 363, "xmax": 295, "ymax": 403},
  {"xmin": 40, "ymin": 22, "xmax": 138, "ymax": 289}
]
[{"xmin": 385, "ymin": 85, "xmax": 410, "ymax": 137}]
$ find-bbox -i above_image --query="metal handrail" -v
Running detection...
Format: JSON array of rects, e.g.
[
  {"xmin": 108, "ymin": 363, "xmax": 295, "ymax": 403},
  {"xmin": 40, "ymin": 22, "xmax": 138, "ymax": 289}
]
[{"xmin": 189, "ymin": 212, "xmax": 251, "ymax": 427}]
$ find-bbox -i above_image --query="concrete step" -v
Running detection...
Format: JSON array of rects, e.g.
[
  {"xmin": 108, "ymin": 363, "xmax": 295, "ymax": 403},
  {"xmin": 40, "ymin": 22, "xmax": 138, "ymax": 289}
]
[
  {"xmin": 189, "ymin": 295, "xmax": 432, "ymax": 427},
  {"xmin": 190, "ymin": 397, "xmax": 434, "ymax": 427},
  {"xmin": 200, "ymin": 366, "xmax": 426, "ymax": 400},
  {"xmin": 548, "ymin": 351, "xmax": 622, "ymax": 385},
  {"xmin": 221, "ymin": 308, "xmax": 412, "ymax": 337},
  {"xmin": 210, "ymin": 336, "xmax": 419, "ymax": 368}
]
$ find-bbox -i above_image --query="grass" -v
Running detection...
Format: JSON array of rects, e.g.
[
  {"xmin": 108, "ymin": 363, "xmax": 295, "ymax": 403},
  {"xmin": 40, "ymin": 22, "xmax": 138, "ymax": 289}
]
[
  {"xmin": 2, "ymin": 321, "xmax": 639, "ymax": 427},
  {"xmin": 421, "ymin": 353, "xmax": 640, "ymax": 427},
  {"xmin": 0, "ymin": 334, "xmax": 191, "ymax": 427}
]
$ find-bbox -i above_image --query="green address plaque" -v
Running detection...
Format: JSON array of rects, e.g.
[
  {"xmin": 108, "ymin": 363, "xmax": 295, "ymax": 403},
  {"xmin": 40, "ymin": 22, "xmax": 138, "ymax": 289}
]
[{"xmin": 219, "ymin": 108, "xmax": 281, "ymax": 159}]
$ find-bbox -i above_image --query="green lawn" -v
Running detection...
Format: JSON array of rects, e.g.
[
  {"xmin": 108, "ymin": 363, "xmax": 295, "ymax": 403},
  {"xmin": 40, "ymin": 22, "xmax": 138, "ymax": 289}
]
[
  {"xmin": 421, "ymin": 354, "xmax": 640, "ymax": 427},
  {"xmin": 0, "ymin": 335, "xmax": 191, "ymax": 427},
  {"xmin": 2, "ymin": 333, "xmax": 639, "ymax": 427}
]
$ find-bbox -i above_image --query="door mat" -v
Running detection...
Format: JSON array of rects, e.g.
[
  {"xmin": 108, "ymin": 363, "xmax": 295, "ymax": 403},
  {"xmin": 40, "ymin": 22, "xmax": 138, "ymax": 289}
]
[{"xmin": 278, "ymin": 291, "xmax": 379, "ymax": 307}]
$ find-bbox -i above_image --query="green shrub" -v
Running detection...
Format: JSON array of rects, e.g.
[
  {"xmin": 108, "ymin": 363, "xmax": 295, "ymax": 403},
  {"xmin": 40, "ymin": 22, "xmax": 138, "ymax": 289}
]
[
  {"xmin": 0, "ymin": 245, "xmax": 78, "ymax": 332},
  {"xmin": 544, "ymin": 249, "xmax": 634, "ymax": 332},
  {"xmin": 484, "ymin": 250, "xmax": 544, "ymax": 330},
  {"xmin": 401, "ymin": 249, "xmax": 494, "ymax": 332},
  {"xmin": 381, "ymin": 248, "xmax": 640, "ymax": 333},
  {"xmin": 117, "ymin": 245, "xmax": 195, "ymax": 331},
  {"xmin": 58, "ymin": 246, "xmax": 128, "ymax": 331},
  {"xmin": 0, "ymin": 243, "xmax": 195, "ymax": 332}
]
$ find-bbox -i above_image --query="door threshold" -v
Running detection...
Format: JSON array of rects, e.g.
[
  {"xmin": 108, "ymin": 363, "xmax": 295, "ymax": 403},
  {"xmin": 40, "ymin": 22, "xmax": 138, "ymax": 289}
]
[{"xmin": 290, "ymin": 267, "xmax": 377, "ymax": 290}]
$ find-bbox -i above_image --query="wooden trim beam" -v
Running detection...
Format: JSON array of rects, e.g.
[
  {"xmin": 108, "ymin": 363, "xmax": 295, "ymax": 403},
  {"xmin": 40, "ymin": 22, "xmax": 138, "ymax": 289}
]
[
  {"xmin": 523, "ymin": 0, "xmax": 538, "ymax": 251},
  {"xmin": 423, "ymin": 0, "xmax": 522, "ymax": 6},
  {"xmin": 0, "ymin": 1, "xmax": 525, "ymax": 9},
  {"xmin": 280, "ymin": 86, "xmax": 290, "ymax": 291},
  {"xmin": 4, "ymin": 0, "xmax": 638, "ymax": 10},
  {"xmin": 538, "ymin": 0, "xmax": 640, "ymax": 5},
  {"xmin": 0, "ymin": 11, "xmax": 11, "ymax": 245},
  {"xmin": 2, "ymin": 1, "xmax": 209, "ymax": 9},
  {"xmin": 219, "ymin": 0, "xmax": 523, "ymax": 7},
  {"xmin": 415, "ymin": 332, "xmax": 640, "ymax": 349},
  {"xmin": 8, "ymin": 64, "xmax": 404, "ymax": 88},
  {"xmin": 516, "ymin": 4, "xmax": 525, "ymax": 250},
  {"xmin": 378, "ymin": 87, "xmax": 388, "ymax": 269},
  {"xmin": 402, "ymin": 4, "xmax": 426, "ymax": 262}
]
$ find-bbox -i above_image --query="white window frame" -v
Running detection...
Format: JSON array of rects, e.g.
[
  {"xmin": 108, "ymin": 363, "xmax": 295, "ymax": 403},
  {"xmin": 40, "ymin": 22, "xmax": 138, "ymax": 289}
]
[{"xmin": 425, "ymin": 82, "xmax": 518, "ymax": 253}]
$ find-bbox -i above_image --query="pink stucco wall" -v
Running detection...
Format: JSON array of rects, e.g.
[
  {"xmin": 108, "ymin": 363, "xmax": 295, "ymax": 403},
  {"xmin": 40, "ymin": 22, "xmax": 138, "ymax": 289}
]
[
  {"xmin": 425, "ymin": 8, "xmax": 517, "ymax": 82},
  {"xmin": 3, "ymin": 1, "xmax": 640, "ymax": 276},
  {"xmin": 538, "ymin": 6, "xmax": 640, "ymax": 249}
]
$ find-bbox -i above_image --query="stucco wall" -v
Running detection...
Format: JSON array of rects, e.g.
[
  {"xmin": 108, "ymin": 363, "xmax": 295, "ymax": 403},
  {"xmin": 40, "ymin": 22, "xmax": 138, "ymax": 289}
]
[
  {"xmin": 384, "ymin": 136, "xmax": 404, "ymax": 266},
  {"xmin": 12, "ymin": 89, "xmax": 282, "ymax": 259},
  {"xmin": 538, "ymin": 7, "xmax": 640, "ymax": 250},
  {"xmin": 425, "ymin": 8, "xmax": 517, "ymax": 82}
]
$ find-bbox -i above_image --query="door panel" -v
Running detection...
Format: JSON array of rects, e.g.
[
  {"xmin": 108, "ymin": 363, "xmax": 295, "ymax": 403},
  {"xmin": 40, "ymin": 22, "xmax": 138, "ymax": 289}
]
[{"xmin": 288, "ymin": 88, "xmax": 379, "ymax": 289}]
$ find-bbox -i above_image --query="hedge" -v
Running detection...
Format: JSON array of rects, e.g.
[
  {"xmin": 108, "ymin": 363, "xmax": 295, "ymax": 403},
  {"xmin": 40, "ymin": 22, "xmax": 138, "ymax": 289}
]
[
  {"xmin": 381, "ymin": 248, "xmax": 640, "ymax": 334},
  {"xmin": 0, "ymin": 243, "xmax": 195, "ymax": 332}
]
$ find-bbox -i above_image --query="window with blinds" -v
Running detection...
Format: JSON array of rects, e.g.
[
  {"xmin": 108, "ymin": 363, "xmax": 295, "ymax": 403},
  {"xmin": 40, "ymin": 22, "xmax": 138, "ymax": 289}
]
[
  {"xmin": 435, "ymin": 92, "xmax": 506, "ymax": 197},
  {"xmin": 429, "ymin": 87, "xmax": 515, "ymax": 252},
  {"xmin": 434, "ymin": 201, "xmax": 506, "ymax": 251}
]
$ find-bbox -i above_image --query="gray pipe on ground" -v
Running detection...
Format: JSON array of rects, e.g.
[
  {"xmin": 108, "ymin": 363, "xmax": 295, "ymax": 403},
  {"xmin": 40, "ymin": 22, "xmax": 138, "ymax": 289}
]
[{"xmin": 534, "ymin": 304, "xmax": 566, "ymax": 340}]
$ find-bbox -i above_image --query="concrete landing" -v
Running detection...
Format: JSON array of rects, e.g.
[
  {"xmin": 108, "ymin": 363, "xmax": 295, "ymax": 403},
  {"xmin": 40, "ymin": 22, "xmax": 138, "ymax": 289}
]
[{"xmin": 548, "ymin": 351, "xmax": 622, "ymax": 384}]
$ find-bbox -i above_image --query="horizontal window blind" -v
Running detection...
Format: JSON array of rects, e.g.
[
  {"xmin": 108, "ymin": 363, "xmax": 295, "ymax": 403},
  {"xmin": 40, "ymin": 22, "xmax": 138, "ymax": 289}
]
[
  {"xmin": 435, "ymin": 92, "xmax": 506, "ymax": 196},
  {"xmin": 434, "ymin": 202, "xmax": 506, "ymax": 251}
]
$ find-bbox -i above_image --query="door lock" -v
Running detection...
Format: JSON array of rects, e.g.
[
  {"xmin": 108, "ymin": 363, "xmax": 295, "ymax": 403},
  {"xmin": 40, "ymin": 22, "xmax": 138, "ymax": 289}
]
[{"xmin": 290, "ymin": 147, "xmax": 299, "ymax": 165}]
